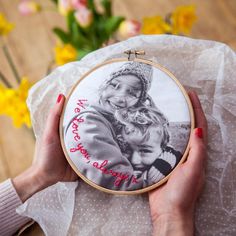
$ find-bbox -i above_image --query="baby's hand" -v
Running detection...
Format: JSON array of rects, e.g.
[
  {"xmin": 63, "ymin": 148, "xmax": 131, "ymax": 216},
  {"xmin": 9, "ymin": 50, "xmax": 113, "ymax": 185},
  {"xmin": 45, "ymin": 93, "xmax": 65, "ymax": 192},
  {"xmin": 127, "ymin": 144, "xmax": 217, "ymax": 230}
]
[
  {"xmin": 133, "ymin": 170, "xmax": 143, "ymax": 178},
  {"xmin": 161, "ymin": 151, "xmax": 177, "ymax": 169},
  {"xmin": 147, "ymin": 166, "xmax": 164, "ymax": 185}
]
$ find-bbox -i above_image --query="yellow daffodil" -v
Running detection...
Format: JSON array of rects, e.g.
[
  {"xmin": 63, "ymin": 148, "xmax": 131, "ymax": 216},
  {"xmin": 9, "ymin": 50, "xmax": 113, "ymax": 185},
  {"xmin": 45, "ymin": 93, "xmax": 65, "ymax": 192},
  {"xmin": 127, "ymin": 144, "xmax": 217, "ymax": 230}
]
[
  {"xmin": 0, "ymin": 13, "xmax": 14, "ymax": 36},
  {"xmin": 0, "ymin": 77, "xmax": 32, "ymax": 128},
  {"xmin": 0, "ymin": 84, "xmax": 7, "ymax": 115},
  {"xmin": 18, "ymin": 77, "xmax": 31, "ymax": 100},
  {"xmin": 54, "ymin": 43, "xmax": 77, "ymax": 65},
  {"xmin": 141, "ymin": 16, "xmax": 171, "ymax": 35},
  {"xmin": 171, "ymin": 5, "xmax": 197, "ymax": 35},
  {"xmin": 12, "ymin": 101, "xmax": 31, "ymax": 128}
]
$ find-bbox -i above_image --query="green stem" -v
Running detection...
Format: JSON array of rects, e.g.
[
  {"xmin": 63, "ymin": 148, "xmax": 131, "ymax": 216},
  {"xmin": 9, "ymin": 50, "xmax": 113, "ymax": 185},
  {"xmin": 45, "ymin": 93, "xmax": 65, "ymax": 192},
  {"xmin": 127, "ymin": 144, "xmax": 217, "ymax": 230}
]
[
  {"xmin": 0, "ymin": 71, "xmax": 12, "ymax": 88},
  {"xmin": 2, "ymin": 45, "xmax": 21, "ymax": 84}
]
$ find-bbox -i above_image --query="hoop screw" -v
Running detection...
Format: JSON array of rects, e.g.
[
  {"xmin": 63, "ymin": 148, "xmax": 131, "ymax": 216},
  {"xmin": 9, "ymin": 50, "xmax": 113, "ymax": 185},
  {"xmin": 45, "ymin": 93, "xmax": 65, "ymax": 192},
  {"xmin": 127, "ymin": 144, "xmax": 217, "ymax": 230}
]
[{"xmin": 124, "ymin": 50, "xmax": 145, "ymax": 60}]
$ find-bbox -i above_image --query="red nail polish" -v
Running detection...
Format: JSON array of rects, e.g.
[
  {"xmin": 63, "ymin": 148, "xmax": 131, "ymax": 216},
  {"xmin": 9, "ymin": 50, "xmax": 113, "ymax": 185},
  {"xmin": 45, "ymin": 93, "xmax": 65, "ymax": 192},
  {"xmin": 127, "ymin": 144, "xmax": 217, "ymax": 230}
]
[
  {"xmin": 57, "ymin": 94, "xmax": 63, "ymax": 103},
  {"xmin": 195, "ymin": 128, "xmax": 203, "ymax": 138}
]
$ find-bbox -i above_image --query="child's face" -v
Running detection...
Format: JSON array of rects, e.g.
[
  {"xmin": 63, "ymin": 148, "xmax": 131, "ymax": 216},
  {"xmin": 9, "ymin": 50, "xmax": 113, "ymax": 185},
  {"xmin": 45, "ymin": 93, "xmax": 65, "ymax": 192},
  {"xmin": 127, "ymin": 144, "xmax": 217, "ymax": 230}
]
[
  {"xmin": 128, "ymin": 127, "xmax": 163, "ymax": 171},
  {"xmin": 100, "ymin": 75, "xmax": 142, "ymax": 112},
  {"xmin": 122, "ymin": 125, "xmax": 144, "ymax": 145}
]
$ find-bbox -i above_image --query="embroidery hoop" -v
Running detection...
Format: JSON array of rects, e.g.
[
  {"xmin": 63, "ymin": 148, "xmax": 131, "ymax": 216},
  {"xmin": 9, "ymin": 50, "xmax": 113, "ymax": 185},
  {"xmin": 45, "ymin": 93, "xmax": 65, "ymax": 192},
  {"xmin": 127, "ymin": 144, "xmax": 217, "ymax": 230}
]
[{"xmin": 60, "ymin": 50, "xmax": 195, "ymax": 195}]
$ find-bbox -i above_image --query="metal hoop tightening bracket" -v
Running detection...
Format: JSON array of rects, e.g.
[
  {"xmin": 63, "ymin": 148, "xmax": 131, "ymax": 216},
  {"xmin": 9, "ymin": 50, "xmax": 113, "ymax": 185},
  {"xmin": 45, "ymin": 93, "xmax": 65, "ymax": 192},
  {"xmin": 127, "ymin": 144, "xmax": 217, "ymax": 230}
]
[{"xmin": 124, "ymin": 50, "xmax": 145, "ymax": 60}]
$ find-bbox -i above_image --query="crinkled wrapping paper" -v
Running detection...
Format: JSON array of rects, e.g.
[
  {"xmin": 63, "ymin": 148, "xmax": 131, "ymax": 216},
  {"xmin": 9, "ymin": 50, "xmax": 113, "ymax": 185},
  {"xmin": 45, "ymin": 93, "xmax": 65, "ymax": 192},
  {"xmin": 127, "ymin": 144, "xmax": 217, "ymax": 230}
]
[{"xmin": 17, "ymin": 35, "xmax": 236, "ymax": 236}]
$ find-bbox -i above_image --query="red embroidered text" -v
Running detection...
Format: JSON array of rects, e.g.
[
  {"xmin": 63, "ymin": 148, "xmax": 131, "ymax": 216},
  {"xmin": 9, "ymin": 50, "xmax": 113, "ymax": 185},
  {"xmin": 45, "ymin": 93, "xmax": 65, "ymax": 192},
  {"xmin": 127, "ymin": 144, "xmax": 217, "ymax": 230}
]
[
  {"xmin": 71, "ymin": 117, "xmax": 84, "ymax": 141},
  {"xmin": 70, "ymin": 143, "xmax": 90, "ymax": 160},
  {"xmin": 93, "ymin": 160, "xmax": 130, "ymax": 186},
  {"xmin": 74, "ymin": 99, "xmax": 87, "ymax": 113}
]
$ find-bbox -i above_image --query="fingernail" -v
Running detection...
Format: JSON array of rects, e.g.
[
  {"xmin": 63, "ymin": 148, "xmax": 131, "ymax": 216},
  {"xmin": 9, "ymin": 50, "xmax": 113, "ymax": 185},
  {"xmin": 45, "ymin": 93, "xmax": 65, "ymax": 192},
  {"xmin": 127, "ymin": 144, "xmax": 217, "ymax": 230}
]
[
  {"xmin": 195, "ymin": 128, "xmax": 203, "ymax": 139},
  {"xmin": 57, "ymin": 94, "xmax": 63, "ymax": 103}
]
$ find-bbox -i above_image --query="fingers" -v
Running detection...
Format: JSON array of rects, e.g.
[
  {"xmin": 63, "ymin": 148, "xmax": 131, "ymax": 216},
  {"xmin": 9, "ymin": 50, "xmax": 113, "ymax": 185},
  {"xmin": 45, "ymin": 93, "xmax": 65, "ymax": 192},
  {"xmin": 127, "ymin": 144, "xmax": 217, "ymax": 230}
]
[
  {"xmin": 44, "ymin": 94, "xmax": 65, "ymax": 142},
  {"xmin": 188, "ymin": 91, "xmax": 208, "ymax": 144}
]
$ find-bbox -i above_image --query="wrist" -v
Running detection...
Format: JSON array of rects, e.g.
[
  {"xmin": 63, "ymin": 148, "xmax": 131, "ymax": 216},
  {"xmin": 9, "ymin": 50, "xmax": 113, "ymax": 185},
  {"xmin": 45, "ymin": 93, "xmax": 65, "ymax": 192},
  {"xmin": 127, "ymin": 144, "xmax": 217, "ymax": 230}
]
[
  {"xmin": 152, "ymin": 211, "xmax": 194, "ymax": 236},
  {"xmin": 12, "ymin": 166, "xmax": 50, "ymax": 203}
]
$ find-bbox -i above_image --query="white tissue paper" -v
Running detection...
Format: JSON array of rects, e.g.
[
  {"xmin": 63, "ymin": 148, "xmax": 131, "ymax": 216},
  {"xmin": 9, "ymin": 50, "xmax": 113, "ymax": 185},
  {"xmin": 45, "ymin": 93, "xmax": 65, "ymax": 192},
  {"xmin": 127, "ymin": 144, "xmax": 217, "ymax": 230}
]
[
  {"xmin": 17, "ymin": 182, "xmax": 78, "ymax": 236},
  {"xmin": 17, "ymin": 35, "xmax": 236, "ymax": 236}
]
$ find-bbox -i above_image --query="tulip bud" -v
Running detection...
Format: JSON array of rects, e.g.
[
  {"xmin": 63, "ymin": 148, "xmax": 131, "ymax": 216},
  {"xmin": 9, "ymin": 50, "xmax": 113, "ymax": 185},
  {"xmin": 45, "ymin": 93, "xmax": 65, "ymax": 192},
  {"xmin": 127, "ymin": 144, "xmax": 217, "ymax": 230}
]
[
  {"xmin": 74, "ymin": 7, "xmax": 93, "ymax": 28},
  {"xmin": 18, "ymin": 0, "xmax": 41, "ymax": 16},
  {"xmin": 71, "ymin": 0, "xmax": 87, "ymax": 10},
  {"xmin": 58, "ymin": 0, "xmax": 73, "ymax": 16},
  {"xmin": 119, "ymin": 20, "xmax": 141, "ymax": 38}
]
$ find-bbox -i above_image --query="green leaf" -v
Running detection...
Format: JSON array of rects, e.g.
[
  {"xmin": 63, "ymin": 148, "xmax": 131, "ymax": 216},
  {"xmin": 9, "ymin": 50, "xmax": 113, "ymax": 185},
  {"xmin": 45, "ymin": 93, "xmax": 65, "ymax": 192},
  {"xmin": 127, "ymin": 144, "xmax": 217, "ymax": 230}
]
[
  {"xmin": 70, "ymin": 23, "xmax": 88, "ymax": 48},
  {"xmin": 104, "ymin": 16, "xmax": 124, "ymax": 35},
  {"xmin": 71, "ymin": 22, "xmax": 80, "ymax": 43},
  {"xmin": 87, "ymin": 0, "xmax": 96, "ymax": 13},
  {"xmin": 101, "ymin": 0, "xmax": 112, "ymax": 17},
  {"xmin": 50, "ymin": 0, "xmax": 58, "ymax": 4},
  {"xmin": 77, "ymin": 49, "xmax": 92, "ymax": 60},
  {"xmin": 53, "ymin": 28, "xmax": 70, "ymax": 43},
  {"xmin": 66, "ymin": 11, "xmax": 76, "ymax": 34}
]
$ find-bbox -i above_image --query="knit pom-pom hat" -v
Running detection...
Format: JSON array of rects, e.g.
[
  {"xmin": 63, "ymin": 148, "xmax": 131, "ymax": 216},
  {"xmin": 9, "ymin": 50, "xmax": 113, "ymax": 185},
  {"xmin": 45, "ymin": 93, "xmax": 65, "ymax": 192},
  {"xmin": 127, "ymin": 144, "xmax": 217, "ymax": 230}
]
[{"xmin": 107, "ymin": 61, "xmax": 153, "ymax": 104}]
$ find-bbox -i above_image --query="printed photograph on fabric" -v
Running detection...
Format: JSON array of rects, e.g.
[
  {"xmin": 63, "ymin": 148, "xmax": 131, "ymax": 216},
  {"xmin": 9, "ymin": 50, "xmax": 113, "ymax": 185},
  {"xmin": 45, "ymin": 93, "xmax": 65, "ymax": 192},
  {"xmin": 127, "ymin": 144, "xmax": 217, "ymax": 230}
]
[{"xmin": 62, "ymin": 61, "xmax": 191, "ymax": 192}]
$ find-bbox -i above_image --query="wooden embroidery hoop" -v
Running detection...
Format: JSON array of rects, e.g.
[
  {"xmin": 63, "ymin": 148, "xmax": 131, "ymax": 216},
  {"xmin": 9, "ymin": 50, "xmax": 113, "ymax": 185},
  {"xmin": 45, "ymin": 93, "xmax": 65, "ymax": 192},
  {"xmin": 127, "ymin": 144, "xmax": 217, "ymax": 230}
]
[{"xmin": 60, "ymin": 50, "xmax": 195, "ymax": 195}]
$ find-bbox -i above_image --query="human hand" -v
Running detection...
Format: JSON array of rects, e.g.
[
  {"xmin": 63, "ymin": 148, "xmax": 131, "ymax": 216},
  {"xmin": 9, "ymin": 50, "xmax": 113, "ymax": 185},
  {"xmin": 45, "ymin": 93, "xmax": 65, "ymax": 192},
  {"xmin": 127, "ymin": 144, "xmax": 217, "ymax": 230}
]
[
  {"xmin": 13, "ymin": 94, "xmax": 78, "ymax": 202},
  {"xmin": 148, "ymin": 91, "xmax": 207, "ymax": 236}
]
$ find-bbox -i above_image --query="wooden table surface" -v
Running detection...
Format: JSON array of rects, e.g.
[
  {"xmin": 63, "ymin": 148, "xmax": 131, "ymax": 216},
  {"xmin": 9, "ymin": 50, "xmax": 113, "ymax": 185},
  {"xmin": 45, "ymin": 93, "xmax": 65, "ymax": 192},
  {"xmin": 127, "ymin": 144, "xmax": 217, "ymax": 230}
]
[{"xmin": 0, "ymin": 0, "xmax": 235, "ymax": 235}]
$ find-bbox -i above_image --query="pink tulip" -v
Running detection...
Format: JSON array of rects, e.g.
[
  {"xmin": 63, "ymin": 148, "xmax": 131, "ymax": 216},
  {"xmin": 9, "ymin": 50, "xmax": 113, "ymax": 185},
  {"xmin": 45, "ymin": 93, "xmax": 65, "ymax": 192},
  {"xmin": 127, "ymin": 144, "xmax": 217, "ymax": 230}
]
[
  {"xmin": 119, "ymin": 20, "xmax": 141, "ymax": 38},
  {"xmin": 18, "ymin": 0, "xmax": 41, "ymax": 15},
  {"xmin": 74, "ymin": 7, "xmax": 93, "ymax": 28},
  {"xmin": 58, "ymin": 0, "xmax": 73, "ymax": 16},
  {"xmin": 71, "ymin": 0, "xmax": 87, "ymax": 10}
]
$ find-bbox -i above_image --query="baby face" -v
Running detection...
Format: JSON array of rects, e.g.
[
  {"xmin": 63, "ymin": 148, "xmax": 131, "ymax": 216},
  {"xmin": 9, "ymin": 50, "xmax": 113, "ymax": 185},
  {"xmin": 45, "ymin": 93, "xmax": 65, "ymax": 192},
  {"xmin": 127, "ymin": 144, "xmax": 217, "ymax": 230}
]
[
  {"xmin": 100, "ymin": 75, "xmax": 142, "ymax": 112},
  {"xmin": 128, "ymin": 127, "xmax": 163, "ymax": 171}
]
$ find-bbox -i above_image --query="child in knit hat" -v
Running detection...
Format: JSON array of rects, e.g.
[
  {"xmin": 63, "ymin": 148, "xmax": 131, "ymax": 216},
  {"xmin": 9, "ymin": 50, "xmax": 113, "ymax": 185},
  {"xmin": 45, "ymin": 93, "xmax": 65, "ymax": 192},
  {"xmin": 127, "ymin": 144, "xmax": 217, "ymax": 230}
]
[{"xmin": 98, "ymin": 61, "xmax": 154, "ymax": 112}]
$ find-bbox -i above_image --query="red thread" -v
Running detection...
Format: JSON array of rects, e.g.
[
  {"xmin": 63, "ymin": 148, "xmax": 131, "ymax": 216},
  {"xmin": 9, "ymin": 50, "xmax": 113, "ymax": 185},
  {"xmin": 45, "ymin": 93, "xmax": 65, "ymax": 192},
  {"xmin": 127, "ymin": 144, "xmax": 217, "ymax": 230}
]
[
  {"xmin": 74, "ymin": 99, "xmax": 88, "ymax": 113},
  {"xmin": 131, "ymin": 176, "xmax": 139, "ymax": 184},
  {"xmin": 71, "ymin": 117, "xmax": 84, "ymax": 141},
  {"xmin": 70, "ymin": 143, "xmax": 90, "ymax": 160},
  {"xmin": 92, "ymin": 160, "xmax": 130, "ymax": 187}
]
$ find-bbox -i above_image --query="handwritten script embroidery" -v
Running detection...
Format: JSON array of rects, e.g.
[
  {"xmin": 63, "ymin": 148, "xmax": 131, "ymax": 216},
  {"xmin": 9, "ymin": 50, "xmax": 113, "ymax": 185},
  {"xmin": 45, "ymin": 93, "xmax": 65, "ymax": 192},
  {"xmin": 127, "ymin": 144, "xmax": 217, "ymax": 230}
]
[
  {"xmin": 68, "ymin": 98, "xmax": 139, "ymax": 187},
  {"xmin": 71, "ymin": 117, "xmax": 84, "ymax": 141},
  {"xmin": 93, "ymin": 160, "xmax": 130, "ymax": 186},
  {"xmin": 70, "ymin": 142, "xmax": 90, "ymax": 160}
]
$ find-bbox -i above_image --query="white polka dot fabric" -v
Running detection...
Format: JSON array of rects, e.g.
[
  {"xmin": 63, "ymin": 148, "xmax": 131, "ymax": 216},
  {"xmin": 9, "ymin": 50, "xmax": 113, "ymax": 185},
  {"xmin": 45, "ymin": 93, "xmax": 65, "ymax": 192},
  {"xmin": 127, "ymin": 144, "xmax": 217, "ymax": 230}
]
[
  {"xmin": 17, "ymin": 182, "xmax": 77, "ymax": 235},
  {"xmin": 20, "ymin": 35, "xmax": 236, "ymax": 236},
  {"xmin": 68, "ymin": 182, "xmax": 152, "ymax": 236}
]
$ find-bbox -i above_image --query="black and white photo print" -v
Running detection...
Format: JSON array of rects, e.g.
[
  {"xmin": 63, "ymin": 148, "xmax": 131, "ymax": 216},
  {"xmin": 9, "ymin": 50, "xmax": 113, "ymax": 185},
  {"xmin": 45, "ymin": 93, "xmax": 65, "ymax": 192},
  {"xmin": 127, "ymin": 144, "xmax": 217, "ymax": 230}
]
[{"xmin": 60, "ymin": 59, "xmax": 193, "ymax": 193}]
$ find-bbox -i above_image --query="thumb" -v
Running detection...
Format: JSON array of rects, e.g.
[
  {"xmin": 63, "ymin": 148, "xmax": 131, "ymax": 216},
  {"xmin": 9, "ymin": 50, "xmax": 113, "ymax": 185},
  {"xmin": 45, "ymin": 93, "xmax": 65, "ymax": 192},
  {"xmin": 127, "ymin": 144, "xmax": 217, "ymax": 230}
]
[
  {"xmin": 44, "ymin": 94, "xmax": 65, "ymax": 142},
  {"xmin": 186, "ymin": 128, "xmax": 207, "ymax": 174}
]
